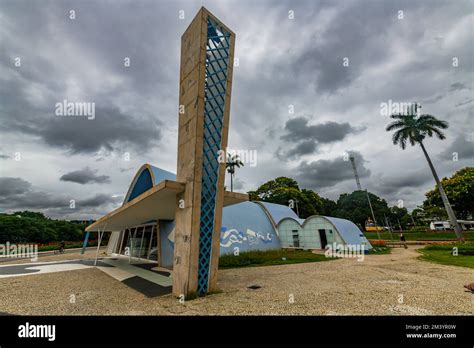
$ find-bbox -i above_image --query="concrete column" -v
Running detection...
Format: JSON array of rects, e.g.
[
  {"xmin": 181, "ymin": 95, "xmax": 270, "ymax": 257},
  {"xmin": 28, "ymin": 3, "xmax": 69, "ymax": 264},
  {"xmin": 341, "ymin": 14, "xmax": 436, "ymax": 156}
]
[{"xmin": 172, "ymin": 7, "xmax": 235, "ymax": 297}]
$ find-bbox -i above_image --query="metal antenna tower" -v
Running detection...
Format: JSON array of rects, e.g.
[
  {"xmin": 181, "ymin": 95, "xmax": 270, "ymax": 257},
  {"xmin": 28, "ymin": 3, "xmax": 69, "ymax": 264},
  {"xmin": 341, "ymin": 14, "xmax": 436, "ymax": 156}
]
[
  {"xmin": 349, "ymin": 155, "xmax": 362, "ymax": 190},
  {"xmin": 349, "ymin": 155, "xmax": 381, "ymax": 240}
]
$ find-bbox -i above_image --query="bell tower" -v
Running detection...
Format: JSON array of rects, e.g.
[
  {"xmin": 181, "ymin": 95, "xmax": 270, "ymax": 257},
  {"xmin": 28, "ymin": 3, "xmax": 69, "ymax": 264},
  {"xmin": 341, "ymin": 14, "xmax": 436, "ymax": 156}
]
[{"xmin": 173, "ymin": 7, "xmax": 235, "ymax": 297}]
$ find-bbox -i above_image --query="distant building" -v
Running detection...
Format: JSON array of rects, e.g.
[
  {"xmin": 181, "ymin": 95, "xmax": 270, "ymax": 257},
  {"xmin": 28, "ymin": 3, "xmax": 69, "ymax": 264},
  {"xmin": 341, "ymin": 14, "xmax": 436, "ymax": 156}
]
[{"xmin": 430, "ymin": 220, "xmax": 474, "ymax": 231}]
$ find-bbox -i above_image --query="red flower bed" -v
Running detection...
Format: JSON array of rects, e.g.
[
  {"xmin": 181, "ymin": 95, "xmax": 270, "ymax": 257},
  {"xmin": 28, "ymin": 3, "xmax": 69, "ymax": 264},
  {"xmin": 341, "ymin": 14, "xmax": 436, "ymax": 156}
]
[{"xmin": 369, "ymin": 240, "xmax": 387, "ymax": 247}]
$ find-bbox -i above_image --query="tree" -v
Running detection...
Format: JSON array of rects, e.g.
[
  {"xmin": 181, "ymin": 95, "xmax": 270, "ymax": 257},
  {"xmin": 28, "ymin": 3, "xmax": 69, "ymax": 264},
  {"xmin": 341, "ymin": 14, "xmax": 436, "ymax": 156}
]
[
  {"xmin": 12, "ymin": 211, "xmax": 47, "ymax": 220},
  {"xmin": 333, "ymin": 190, "xmax": 390, "ymax": 228},
  {"xmin": 422, "ymin": 205, "xmax": 448, "ymax": 220},
  {"xmin": 386, "ymin": 111, "xmax": 464, "ymax": 241},
  {"xmin": 389, "ymin": 206, "xmax": 412, "ymax": 230},
  {"xmin": 248, "ymin": 177, "xmax": 324, "ymax": 218},
  {"xmin": 300, "ymin": 189, "xmax": 324, "ymax": 218},
  {"xmin": 0, "ymin": 212, "xmax": 85, "ymax": 243},
  {"xmin": 320, "ymin": 197, "xmax": 338, "ymax": 216},
  {"xmin": 225, "ymin": 153, "xmax": 244, "ymax": 192},
  {"xmin": 248, "ymin": 177, "xmax": 299, "ymax": 201},
  {"xmin": 423, "ymin": 167, "xmax": 474, "ymax": 219}
]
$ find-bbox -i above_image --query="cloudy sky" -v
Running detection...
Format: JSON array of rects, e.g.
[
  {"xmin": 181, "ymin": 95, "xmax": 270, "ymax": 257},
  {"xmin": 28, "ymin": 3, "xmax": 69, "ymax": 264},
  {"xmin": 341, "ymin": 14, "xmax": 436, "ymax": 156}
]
[{"xmin": 0, "ymin": 0, "xmax": 472, "ymax": 219}]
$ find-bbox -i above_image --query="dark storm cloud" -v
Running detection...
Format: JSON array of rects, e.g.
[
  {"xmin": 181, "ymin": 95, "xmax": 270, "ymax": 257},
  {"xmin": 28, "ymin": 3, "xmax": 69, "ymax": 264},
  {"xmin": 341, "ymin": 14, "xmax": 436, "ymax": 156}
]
[
  {"xmin": 0, "ymin": 76, "xmax": 163, "ymax": 154},
  {"xmin": 370, "ymin": 171, "xmax": 433, "ymax": 197},
  {"xmin": 0, "ymin": 0, "xmax": 176, "ymax": 154},
  {"xmin": 40, "ymin": 107, "xmax": 162, "ymax": 154},
  {"xmin": 285, "ymin": 140, "xmax": 318, "ymax": 158},
  {"xmin": 279, "ymin": 117, "xmax": 364, "ymax": 159},
  {"xmin": 0, "ymin": 0, "xmax": 182, "ymax": 92},
  {"xmin": 1, "ymin": 191, "xmax": 69, "ymax": 210},
  {"xmin": 0, "ymin": 177, "xmax": 32, "ymax": 196},
  {"xmin": 449, "ymin": 82, "xmax": 469, "ymax": 92},
  {"xmin": 295, "ymin": 151, "xmax": 370, "ymax": 189},
  {"xmin": 0, "ymin": 0, "xmax": 472, "ymax": 215},
  {"xmin": 60, "ymin": 167, "xmax": 111, "ymax": 184},
  {"xmin": 438, "ymin": 135, "xmax": 474, "ymax": 161},
  {"xmin": 0, "ymin": 177, "xmax": 69, "ymax": 209},
  {"xmin": 291, "ymin": 1, "xmax": 417, "ymax": 94},
  {"xmin": 282, "ymin": 117, "xmax": 363, "ymax": 143},
  {"xmin": 0, "ymin": 177, "xmax": 120, "ymax": 213},
  {"xmin": 77, "ymin": 194, "xmax": 118, "ymax": 208}
]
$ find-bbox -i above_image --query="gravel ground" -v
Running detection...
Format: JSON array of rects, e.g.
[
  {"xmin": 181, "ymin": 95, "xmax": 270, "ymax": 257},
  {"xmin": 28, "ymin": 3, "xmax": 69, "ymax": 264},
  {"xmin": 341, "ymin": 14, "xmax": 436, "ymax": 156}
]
[{"xmin": 0, "ymin": 246, "xmax": 472, "ymax": 315}]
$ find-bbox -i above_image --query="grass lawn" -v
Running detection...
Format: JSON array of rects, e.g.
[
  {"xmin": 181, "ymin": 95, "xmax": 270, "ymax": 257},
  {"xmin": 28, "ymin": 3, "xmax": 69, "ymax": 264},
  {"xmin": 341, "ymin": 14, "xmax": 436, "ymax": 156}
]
[
  {"xmin": 364, "ymin": 231, "xmax": 474, "ymax": 241},
  {"xmin": 417, "ymin": 243, "xmax": 474, "ymax": 269},
  {"xmin": 218, "ymin": 249, "xmax": 334, "ymax": 269}
]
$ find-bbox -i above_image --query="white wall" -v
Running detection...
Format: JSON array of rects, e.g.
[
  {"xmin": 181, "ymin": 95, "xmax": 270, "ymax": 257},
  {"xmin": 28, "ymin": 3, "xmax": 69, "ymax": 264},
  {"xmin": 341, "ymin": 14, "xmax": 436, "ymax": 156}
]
[
  {"xmin": 278, "ymin": 217, "xmax": 345, "ymax": 249},
  {"xmin": 106, "ymin": 231, "xmax": 120, "ymax": 254}
]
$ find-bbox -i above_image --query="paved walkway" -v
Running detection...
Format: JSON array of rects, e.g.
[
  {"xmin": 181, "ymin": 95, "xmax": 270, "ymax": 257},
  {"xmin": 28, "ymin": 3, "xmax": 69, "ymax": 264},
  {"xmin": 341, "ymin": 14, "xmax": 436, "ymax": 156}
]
[
  {"xmin": 0, "ymin": 253, "xmax": 172, "ymax": 298},
  {"xmin": 0, "ymin": 247, "xmax": 98, "ymax": 264},
  {"xmin": 0, "ymin": 247, "xmax": 472, "ymax": 315},
  {"xmin": 99, "ymin": 258, "xmax": 172, "ymax": 297},
  {"xmin": 0, "ymin": 259, "xmax": 112, "ymax": 278}
]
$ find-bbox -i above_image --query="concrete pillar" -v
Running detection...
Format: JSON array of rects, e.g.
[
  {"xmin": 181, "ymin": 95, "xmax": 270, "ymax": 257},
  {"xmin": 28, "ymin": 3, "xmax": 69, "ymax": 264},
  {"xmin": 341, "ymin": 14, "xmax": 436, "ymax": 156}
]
[{"xmin": 172, "ymin": 7, "xmax": 235, "ymax": 297}]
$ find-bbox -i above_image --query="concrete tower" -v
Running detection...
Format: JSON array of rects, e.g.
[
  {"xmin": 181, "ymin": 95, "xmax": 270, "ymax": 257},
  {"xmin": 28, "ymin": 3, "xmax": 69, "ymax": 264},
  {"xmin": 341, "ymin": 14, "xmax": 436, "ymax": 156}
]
[{"xmin": 172, "ymin": 7, "xmax": 235, "ymax": 297}]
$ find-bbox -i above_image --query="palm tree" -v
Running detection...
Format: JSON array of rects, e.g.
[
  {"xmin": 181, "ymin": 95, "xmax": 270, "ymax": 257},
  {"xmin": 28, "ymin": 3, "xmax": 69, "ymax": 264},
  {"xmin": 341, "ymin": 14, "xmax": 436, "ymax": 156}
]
[
  {"xmin": 225, "ymin": 153, "xmax": 244, "ymax": 192},
  {"xmin": 386, "ymin": 111, "xmax": 464, "ymax": 241}
]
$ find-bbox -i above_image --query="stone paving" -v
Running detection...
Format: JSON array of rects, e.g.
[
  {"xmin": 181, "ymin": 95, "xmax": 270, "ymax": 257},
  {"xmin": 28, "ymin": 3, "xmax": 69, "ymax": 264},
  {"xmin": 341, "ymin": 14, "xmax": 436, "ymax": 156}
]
[{"xmin": 0, "ymin": 247, "xmax": 472, "ymax": 315}]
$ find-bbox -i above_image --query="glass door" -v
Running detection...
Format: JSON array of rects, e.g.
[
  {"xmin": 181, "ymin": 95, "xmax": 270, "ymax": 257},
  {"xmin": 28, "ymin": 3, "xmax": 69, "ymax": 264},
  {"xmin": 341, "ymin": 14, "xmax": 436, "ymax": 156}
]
[
  {"xmin": 119, "ymin": 224, "xmax": 158, "ymax": 261},
  {"xmin": 147, "ymin": 224, "xmax": 158, "ymax": 261}
]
